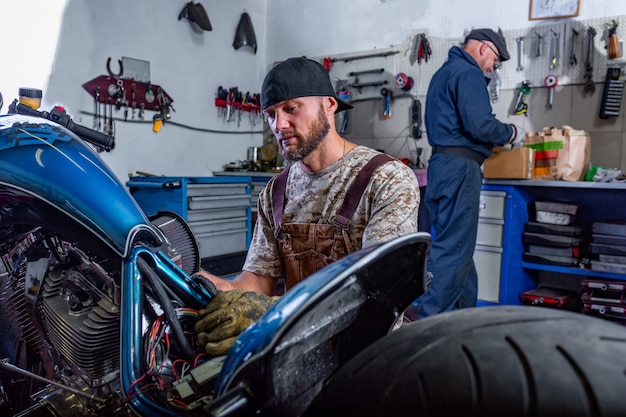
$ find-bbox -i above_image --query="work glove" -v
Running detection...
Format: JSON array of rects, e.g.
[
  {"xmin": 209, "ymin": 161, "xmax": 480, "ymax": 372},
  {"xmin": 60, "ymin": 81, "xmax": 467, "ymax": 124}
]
[
  {"xmin": 509, "ymin": 124, "xmax": 526, "ymax": 148},
  {"xmin": 195, "ymin": 290, "xmax": 279, "ymax": 356}
]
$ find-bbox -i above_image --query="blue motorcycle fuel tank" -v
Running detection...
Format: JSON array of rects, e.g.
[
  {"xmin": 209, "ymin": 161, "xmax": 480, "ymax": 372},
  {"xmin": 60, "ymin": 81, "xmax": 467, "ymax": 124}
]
[{"xmin": 0, "ymin": 114, "xmax": 151, "ymax": 257}]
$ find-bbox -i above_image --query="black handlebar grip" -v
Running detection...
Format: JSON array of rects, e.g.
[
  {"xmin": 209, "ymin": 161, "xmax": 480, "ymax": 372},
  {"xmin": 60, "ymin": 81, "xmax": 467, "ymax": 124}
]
[
  {"xmin": 14, "ymin": 102, "xmax": 42, "ymax": 118},
  {"xmin": 14, "ymin": 103, "xmax": 114, "ymax": 152},
  {"xmin": 68, "ymin": 121, "xmax": 115, "ymax": 152}
]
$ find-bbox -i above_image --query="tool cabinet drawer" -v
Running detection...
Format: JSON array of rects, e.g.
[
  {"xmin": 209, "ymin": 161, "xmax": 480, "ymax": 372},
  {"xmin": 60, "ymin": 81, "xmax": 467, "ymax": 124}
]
[
  {"xmin": 187, "ymin": 183, "xmax": 248, "ymax": 197},
  {"xmin": 478, "ymin": 191, "xmax": 506, "ymax": 220},
  {"xmin": 476, "ymin": 220, "xmax": 504, "ymax": 248},
  {"xmin": 189, "ymin": 217, "xmax": 248, "ymax": 235},
  {"xmin": 188, "ymin": 195, "xmax": 251, "ymax": 211},
  {"xmin": 196, "ymin": 229, "xmax": 248, "ymax": 258},
  {"xmin": 474, "ymin": 246, "xmax": 503, "ymax": 303},
  {"xmin": 187, "ymin": 207, "xmax": 248, "ymax": 222}
]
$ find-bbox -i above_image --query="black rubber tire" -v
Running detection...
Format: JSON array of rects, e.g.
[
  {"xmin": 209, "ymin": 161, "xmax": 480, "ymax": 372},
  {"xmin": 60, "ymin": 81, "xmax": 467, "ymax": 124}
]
[{"xmin": 306, "ymin": 306, "xmax": 626, "ymax": 417}]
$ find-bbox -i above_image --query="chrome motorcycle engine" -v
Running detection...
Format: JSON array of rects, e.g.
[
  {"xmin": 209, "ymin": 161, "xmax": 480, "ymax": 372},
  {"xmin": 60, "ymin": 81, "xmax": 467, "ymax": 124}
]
[{"xmin": 0, "ymin": 230, "xmax": 122, "ymax": 415}]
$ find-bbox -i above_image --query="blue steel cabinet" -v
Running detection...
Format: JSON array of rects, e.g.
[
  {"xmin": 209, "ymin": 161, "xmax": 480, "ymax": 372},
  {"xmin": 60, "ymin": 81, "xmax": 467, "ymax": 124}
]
[
  {"xmin": 478, "ymin": 180, "xmax": 626, "ymax": 306},
  {"xmin": 475, "ymin": 184, "xmax": 535, "ymax": 306},
  {"xmin": 126, "ymin": 176, "xmax": 252, "ymax": 259}
]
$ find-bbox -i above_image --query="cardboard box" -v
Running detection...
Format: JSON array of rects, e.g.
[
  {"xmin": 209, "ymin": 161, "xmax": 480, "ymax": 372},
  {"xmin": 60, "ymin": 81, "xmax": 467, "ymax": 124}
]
[{"xmin": 483, "ymin": 146, "xmax": 534, "ymax": 180}]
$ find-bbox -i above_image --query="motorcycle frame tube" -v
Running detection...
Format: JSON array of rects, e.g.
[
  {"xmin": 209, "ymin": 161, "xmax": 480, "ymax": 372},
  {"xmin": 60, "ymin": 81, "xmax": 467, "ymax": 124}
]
[
  {"xmin": 0, "ymin": 115, "xmax": 155, "ymax": 257},
  {"xmin": 120, "ymin": 247, "xmax": 213, "ymax": 416}
]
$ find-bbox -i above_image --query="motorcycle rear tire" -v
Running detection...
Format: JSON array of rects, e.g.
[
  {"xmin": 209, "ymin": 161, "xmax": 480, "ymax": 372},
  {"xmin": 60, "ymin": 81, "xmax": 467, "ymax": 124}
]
[{"xmin": 306, "ymin": 306, "xmax": 626, "ymax": 417}]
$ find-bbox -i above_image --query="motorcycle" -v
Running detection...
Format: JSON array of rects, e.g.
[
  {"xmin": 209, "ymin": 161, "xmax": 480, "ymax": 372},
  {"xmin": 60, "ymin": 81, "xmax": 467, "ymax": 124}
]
[
  {"xmin": 0, "ymin": 96, "xmax": 625, "ymax": 417},
  {"xmin": 0, "ymin": 96, "xmax": 432, "ymax": 416}
]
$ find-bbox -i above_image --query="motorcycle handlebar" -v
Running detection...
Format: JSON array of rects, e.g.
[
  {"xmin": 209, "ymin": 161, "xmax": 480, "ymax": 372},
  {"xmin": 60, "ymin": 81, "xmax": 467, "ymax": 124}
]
[{"xmin": 14, "ymin": 102, "xmax": 115, "ymax": 152}]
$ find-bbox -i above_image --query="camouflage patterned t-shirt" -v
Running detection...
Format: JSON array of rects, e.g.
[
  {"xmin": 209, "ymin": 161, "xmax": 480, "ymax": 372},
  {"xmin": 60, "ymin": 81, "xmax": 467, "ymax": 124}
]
[{"xmin": 242, "ymin": 146, "xmax": 420, "ymax": 278}]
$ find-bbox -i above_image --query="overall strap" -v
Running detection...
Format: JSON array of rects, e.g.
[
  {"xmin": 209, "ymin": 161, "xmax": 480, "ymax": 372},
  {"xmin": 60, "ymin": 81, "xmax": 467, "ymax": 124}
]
[
  {"xmin": 272, "ymin": 166, "xmax": 291, "ymax": 238},
  {"xmin": 333, "ymin": 153, "xmax": 394, "ymax": 228},
  {"xmin": 271, "ymin": 153, "xmax": 395, "ymax": 237}
]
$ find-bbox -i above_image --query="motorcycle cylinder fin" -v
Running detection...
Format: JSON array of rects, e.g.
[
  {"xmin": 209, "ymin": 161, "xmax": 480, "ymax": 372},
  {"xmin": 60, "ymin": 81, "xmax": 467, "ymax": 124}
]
[{"xmin": 41, "ymin": 267, "xmax": 120, "ymax": 382}]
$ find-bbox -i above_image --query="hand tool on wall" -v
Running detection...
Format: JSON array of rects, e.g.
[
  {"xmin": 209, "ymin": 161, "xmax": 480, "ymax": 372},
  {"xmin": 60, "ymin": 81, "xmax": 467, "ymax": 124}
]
[
  {"xmin": 569, "ymin": 26, "xmax": 579, "ymax": 66},
  {"xmin": 516, "ymin": 37, "xmax": 525, "ymax": 71},
  {"xmin": 340, "ymin": 50, "xmax": 400, "ymax": 63},
  {"xmin": 599, "ymin": 67, "xmax": 625, "ymax": 119},
  {"xmin": 417, "ymin": 33, "xmax": 432, "ymax": 64},
  {"xmin": 407, "ymin": 33, "xmax": 434, "ymax": 65},
  {"xmin": 349, "ymin": 80, "xmax": 388, "ymax": 94},
  {"xmin": 549, "ymin": 29, "xmax": 561, "ymax": 70},
  {"xmin": 604, "ymin": 20, "xmax": 621, "ymax": 60},
  {"xmin": 544, "ymin": 74, "xmax": 558, "ymax": 109},
  {"xmin": 380, "ymin": 88, "xmax": 392, "ymax": 119},
  {"xmin": 513, "ymin": 80, "xmax": 531, "ymax": 116},
  {"xmin": 348, "ymin": 68, "xmax": 385, "ymax": 77},
  {"xmin": 93, "ymin": 86, "xmax": 101, "ymax": 129},
  {"xmin": 156, "ymin": 87, "xmax": 175, "ymax": 125},
  {"xmin": 411, "ymin": 98, "xmax": 422, "ymax": 139},
  {"xmin": 533, "ymin": 31, "xmax": 543, "ymax": 58},
  {"xmin": 408, "ymin": 34, "xmax": 420, "ymax": 66},
  {"xmin": 584, "ymin": 26, "xmax": 597, "ymax": 94}
]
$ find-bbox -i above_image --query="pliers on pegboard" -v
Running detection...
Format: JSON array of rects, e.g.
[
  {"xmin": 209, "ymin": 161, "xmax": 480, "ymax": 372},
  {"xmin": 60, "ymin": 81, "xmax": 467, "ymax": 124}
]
[{"xmin": 417, "ymin": 33, "xmax": 432, "ymax": 64}]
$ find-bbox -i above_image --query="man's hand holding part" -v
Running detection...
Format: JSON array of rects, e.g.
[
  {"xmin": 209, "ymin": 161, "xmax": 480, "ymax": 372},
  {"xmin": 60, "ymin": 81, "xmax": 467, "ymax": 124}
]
[{"xmin": 195, "ymin": 290, "xmax": 279, "ymax": 355}]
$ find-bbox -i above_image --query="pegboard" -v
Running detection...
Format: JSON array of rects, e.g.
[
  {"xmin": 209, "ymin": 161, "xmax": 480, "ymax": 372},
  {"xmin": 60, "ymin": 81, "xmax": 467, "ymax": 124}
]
[
  {"xmin": 497, "ymin": 15, "xmax": 626, "ymax": 91},
  {"xmin": 318, "ymin": 14, "xmax": 626, "ymax": 99},
  {"xmin": 324, "ymin": 47, "xmax": 402, "ymax": 103}
]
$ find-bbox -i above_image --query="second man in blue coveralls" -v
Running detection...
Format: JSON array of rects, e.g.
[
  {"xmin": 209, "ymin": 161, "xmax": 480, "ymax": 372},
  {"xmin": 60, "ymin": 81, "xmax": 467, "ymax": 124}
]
[{"xmin": 418, "ymin": 28, "xmax": 526, "ymax": 318}]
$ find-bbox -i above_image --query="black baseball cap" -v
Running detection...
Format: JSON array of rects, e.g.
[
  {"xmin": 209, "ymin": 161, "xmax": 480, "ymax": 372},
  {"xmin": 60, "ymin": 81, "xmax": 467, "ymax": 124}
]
[
  {"xmin": 465, "ymin": 28, "xmax": 510, "ymax": 62},
  {"xmin": 261, "ymin": 57, "xmax": 353, "ymax": 113}
]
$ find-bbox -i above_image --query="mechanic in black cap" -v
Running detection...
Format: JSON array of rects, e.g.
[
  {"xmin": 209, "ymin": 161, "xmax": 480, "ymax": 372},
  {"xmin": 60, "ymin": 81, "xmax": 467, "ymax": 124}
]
[
  {"xmin": 194, "ymin": 57, "xmax": 420, "ymax": 355},
  {"xmin": 417, "ymin": 29, "xmax": 526, "ymax": 320}
]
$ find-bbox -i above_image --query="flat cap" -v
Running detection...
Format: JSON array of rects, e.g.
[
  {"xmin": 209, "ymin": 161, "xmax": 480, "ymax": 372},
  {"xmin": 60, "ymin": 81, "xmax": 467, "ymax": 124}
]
[{"xmin": 465, "ymin": 28, "xmax": 510, "ymax": 62}]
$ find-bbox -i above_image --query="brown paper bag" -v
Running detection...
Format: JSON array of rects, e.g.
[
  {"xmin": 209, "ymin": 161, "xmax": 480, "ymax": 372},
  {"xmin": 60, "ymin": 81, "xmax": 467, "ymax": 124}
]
[{"xmin": 523, "ymin": 126, "xmax": 591, "ymax": 181}]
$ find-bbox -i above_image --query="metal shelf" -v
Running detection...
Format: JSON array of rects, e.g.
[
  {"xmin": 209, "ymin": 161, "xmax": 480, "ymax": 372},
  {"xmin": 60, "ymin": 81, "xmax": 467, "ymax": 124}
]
[{"xmin": 523, "ymin": 261, "xmax": 626, "ymax": 281}]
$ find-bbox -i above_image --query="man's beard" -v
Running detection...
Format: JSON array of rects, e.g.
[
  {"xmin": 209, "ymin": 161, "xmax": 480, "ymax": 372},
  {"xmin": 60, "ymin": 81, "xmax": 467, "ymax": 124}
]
[{"xmin": 281, "ymin": 105, "xmax": 330, "ymax": 161}]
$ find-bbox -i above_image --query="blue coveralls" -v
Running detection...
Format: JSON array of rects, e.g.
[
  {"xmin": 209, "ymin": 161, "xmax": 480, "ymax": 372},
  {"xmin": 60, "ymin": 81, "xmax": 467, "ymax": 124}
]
[{"xmin": 417, "ymin": 46, "xmax": 513, "ymax": 319}]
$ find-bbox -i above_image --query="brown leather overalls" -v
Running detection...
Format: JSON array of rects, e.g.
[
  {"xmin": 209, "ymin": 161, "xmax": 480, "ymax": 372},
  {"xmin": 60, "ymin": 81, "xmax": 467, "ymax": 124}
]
[{"xmin": 271, "ymin": 154, "xmax": 393, "ymax": 290}]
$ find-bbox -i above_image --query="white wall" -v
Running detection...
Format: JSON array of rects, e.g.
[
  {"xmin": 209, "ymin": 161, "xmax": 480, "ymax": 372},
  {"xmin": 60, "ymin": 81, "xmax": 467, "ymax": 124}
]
[
  {"xmin": 2, "ymin": 0, "xmax": 268, "ymax": 182},
  {"xmin": 266, "ymin": 0, "xmax": 626, "ymax": 60},
  {"xmin": 0, "ymin": 1, "xmax": 66, "ymax": 108}
]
